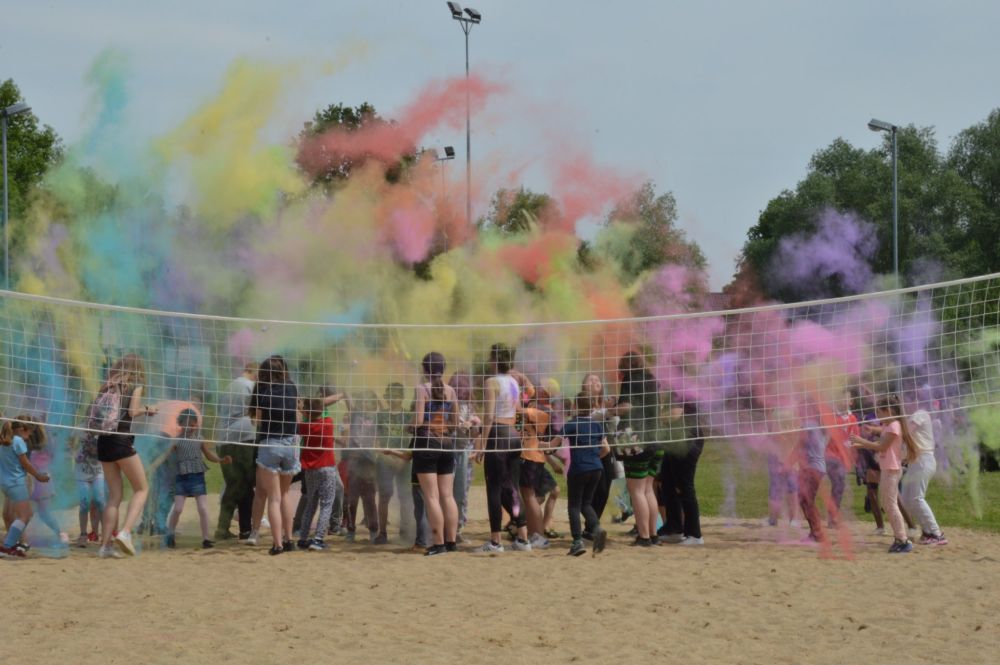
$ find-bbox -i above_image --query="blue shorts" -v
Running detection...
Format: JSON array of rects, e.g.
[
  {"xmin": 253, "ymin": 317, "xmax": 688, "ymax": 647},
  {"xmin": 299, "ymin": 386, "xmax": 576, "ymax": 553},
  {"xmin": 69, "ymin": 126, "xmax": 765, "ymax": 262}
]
[
  {"xmin": 1, "ymin": 482, "xmax": 30, "ymax": 503},
  {"xmin": 257, "ymin": 436, "xmax": 301, "ymax": 475},
  {"xmin": 175, "ymin": 472, "xmax": 208, "ymax": 498}
]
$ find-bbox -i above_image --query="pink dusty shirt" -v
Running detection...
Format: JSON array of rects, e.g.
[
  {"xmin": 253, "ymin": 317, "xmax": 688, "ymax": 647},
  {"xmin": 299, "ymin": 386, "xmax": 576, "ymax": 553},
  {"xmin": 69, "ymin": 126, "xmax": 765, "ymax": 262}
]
[{"xmin": 879, "ymin": 420, "xmax": 903, "ymax": 471}]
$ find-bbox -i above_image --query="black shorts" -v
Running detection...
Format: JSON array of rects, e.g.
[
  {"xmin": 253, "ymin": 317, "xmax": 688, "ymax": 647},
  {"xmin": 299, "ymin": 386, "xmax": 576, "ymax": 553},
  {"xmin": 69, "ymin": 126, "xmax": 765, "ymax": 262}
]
[
  {"xmin": 534, "ymin": 467, "xmax": 558, "ymax": 498},
  {"xmin": 97, "ymin": 434, "xmax": 136, "ymax": 463},
  {"xmin": 413, "ymin": 449, "xmax": 456, "ymax": 476},
  {"xmin": 519, "ymin": 460, "xmax": 545, "ymax": 489}
]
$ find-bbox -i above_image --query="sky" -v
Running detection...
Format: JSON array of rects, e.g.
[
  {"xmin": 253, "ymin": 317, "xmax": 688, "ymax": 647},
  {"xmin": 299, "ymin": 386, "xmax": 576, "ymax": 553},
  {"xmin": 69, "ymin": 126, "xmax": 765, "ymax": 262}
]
[{"xmin": 4, "ymin": 0, "xmax": 1000, "ymax": 290}]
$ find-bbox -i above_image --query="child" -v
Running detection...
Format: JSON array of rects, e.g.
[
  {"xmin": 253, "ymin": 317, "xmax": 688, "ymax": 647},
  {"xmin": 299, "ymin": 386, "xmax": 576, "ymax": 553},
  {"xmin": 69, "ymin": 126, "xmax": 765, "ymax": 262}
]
[
  {"xmin": 554, "ymin": 394, "xmax": 610, "ymax": 557},
  {"xmin": 0, "ymin": 417, "xmax": 50, "ymax": 558},
  {"xmin": 519, "ymin": 388, "xmax": 554, "ymax": 549},
  {"xmin": 537, "ymin": 451, "xmax": 563, "ymax": 538},
  {"xmin": 820, "ymin": 390, "xmax": 858, "ymax": 527},
  {"xmin": 25, "ymin": 418, "xmax": 67, "ymax": 545},
  {"xmin": 73, "ymin": 432, "xmax": 105, "ymax": 547},
  {"xmin": 786, "ymin": 412, "xmax": 829, "ymax": 543},
  {"xmin": 375, "ymin": 383, "xmax": 415, "ymax": 544},
  {"xmin": 164, "ymin": 409, "xmax": 231, "ymax": 549},
  {"xmin": 767, "ymin": 407, "xmax": 800, "ymax": 528},
  {"xmin": 296, "ymin": 398, "xmax": 340, "ymax": 551},
  {"xmin": 449, "ymin": 372, "xmax": 479, "ymax": 541},
  {"xmin": 344, "ymin": 391, "xmax": 380, "ymax": 543}
]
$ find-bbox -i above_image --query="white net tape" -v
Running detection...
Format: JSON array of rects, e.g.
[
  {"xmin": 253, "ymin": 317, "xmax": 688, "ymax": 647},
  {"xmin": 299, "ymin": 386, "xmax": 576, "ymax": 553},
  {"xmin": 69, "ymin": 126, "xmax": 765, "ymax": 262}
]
[{"xmin": 2, "ymin": 272, "xmax": 999, "ymax": 466}]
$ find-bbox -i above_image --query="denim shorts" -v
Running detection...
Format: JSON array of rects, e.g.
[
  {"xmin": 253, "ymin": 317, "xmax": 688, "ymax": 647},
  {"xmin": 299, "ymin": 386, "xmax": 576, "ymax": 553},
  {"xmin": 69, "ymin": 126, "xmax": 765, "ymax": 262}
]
[
  {"xmin": 257, "ymin": 436, "xmax": 301, "ymax": 475},
  {"xmin": 175, "ymin": 472, "xmax": 208, "ymax": 497},
  {"xmin": 1, "ymin": 482, "xmax": 29, "ymax": 503}
]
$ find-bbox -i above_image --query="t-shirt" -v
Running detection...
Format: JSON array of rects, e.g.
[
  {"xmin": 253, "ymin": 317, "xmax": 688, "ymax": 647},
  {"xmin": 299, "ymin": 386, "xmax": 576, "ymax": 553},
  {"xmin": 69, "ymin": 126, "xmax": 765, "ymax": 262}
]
[
  {"xmin": 562, "ymin": 416, "xmax": 605, "ymax": 475},
  {"xmin": 299, "ymin": 417, "xmax": 336, "ymax": 469},
  {"xmin": 801, "ymin": 421, "xmax": 828, "ymax": 474},
  {"xmin": 0, "ymin": 435, "xmax": 29, "ymax": 487},
  {"xmin": 175, "ymin": 437, "xmax": 207, "ymax": 476},
  {"xmin": 249, "ymin": 382, "xmax": 298, "ymax": 442},
  {"xmin": 377, "ymin": 410, "xmax": 410, "ymax": 451},
  {"xmin": 520, "ymin": 407, "xmax": 551, "ymax": 464},
  {"xmin": 617, "ymin": 370, "xmax": 659, "ymax": 443},
  {"xmin": 879, "ymin": 420, "xmax": 903, "ymax": 471},
  {"xmin": 217, "ymin": 376, "xmax": 255, "ymax": 443},
  {"xmin": 821, "ymin": 409, "xmax": 859, "ymax": 465},
  {"xmin": 909, "ymin": 410, "xmax": 936, "ymax": 455}
]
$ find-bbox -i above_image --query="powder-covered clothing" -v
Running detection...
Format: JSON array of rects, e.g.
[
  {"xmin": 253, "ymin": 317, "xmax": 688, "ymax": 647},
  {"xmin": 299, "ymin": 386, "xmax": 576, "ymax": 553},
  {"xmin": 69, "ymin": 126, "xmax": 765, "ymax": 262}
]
[
  {"xmin": 299, "ymin": 417, "xmax": 336, "ymax": 469},
  {"xmin": 174, "ymin": 437, "xmax": 207, "ymax": 476},
  {"xmin": 562, "ymin": 416, "xmax": 605, "ymax": 475},
  {"xmin": 217, "ymin": 376, "xmax": 255, "ymax": 443},
  {"xmin": 617, "ymin": 369, "xmax": 660, "ymax": 444},
  {"xmin": 908, "ymin": 410, "xmax": 936, "ymax": 455},
  {"xmin": 0, "ymin": 435, "xmax": 29, "ymax": 488},
  {"xmin": 879, "ymin": 420, "xmax": 904, "ymax": 471},
  {"xmin": 821, "ymin": 409, "xmax": 859, "ymax": 465},
  {"xmin": 29, "ymin": 450, "xmax": 55, "ymax": 500},
  {"xmin": 492, "ymin": 374, "xmax": 520, "ymax": 420},
  {"xmin": 801, "ymin": 421, "xmax": 829, "ymax": 474},
  {"xmin": 75, "ymin": 435, "xmax": 104, "ymax": 480}
]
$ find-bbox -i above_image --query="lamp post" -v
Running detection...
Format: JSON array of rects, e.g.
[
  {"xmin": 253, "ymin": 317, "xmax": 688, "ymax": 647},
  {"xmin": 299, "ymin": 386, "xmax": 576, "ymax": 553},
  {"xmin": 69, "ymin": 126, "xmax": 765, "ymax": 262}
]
[
  {"xmin": 2, "ymin": 101, "xmax": 31, "ymax": 291},
  {"xmin": 868, "ymin": 118, "xmax": 899, "ymax": 280},
  {"xmin": 434, "ymin": 145, "xmax": 456, "ymax": 199},
  {"xmin": 446, "ymin": 2, "xmax": 482, "ymax": 227}
]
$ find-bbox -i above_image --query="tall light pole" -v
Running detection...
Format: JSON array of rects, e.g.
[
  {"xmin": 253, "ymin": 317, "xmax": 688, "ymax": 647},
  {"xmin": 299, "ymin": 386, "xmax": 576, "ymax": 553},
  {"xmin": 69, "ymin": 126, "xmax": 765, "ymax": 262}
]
[
  {"xmin": 434, "ymin": 145, "xmax": 456, "ymax": 199},
  {"xmin": 2, "ymin": 101, "xmax": 32, "ymax": 291},
  {"xmin": 868, "ymin": 118, "xmax": 899, "ymax": 279},
  {"xmin": 446, "ymin": 2, "xmax": 482, "ymax": 227}
]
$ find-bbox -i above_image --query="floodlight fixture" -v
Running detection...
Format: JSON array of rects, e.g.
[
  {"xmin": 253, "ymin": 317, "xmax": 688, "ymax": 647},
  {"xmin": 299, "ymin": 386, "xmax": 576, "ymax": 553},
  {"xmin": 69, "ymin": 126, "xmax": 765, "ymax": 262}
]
[
  {"xmin": 1, "ymin": 102, "xmax": 31, "ymax": 118},
  {"xmin": 464, "ymin": 7, "xmax": 482, "ymax": 23},
  {"xmin": 866, "ymin": 117, "xmax": 901, "ymax": 279},
  {"xmin": 443, "ymin": 146, "xmax": 456, "ymax": 159},
  {"xmin": 447, "ymin": 2, "xmax": 463, "ymax": 18},
  {"xmin": 867, "ymin": 118, "xmax": 896, "ymax": 133}
]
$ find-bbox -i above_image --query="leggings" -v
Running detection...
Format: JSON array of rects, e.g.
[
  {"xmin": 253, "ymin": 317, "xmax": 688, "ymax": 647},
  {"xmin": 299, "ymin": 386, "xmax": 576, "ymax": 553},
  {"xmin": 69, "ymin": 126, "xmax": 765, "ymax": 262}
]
[
  {"xmin": 567, "ymin": 470, "xmax": 602, "ymax": 540},
  {"xmin": 484, "ymin": 424, "xmax": 525, "ymax": 534},
  {"xmin": 593, "ymin": 454, "xmax": 615, "ymax": 519},
  {"xmin": 77, "ymin": 477, "xmax": 107, "ymax": 513},
  {"xmin": 879, "ymin": 468, "xmax": 907, "ymax": 541},
  {"xmin": 797, "ymin": 468, "xmax": 823, "ymax": 539},
  {"xmin": 661, "ymin": 440, "xmax": 704, "ymax": 538},
  {"xmin": 825, "ymin": 457, "xmax": 847, "ymax": 513},
  {"xmin": 299, "ymin": 466, "xmax": 340, "ymax": 541}
]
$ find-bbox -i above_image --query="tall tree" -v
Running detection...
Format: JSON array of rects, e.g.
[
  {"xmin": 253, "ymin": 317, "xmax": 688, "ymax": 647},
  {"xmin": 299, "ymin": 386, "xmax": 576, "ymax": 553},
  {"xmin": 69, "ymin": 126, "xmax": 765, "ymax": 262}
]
[
  {"xmin": 948, "ymin": 109, "xmax": 1000, "ymax": 276},
  {"xmin": 0, "ymin": 79, "xmax": 62, "ymax": 225},
  {"xmin": 479, "ymin": 187, "xmax": 554, "ymax": 235}
]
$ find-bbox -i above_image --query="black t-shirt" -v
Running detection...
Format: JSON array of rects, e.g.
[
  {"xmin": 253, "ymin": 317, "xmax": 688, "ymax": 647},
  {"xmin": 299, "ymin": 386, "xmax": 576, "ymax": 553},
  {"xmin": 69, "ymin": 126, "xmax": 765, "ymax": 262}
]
[
  {"xmin": 617, "ymin": 370, "xmax": 659, "ymax": 442},
  {"xmin": 249, "ymin": 381, "xmax": 298, "ymax": 442}
]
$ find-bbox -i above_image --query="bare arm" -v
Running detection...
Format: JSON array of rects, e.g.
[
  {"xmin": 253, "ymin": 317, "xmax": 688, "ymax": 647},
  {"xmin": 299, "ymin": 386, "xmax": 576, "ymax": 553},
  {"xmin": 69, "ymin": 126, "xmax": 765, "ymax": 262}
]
[
  {"xmin": 128, "ymin": 386, "xmax": 156, "ymax": 419},
  {"xmin": 413, "ymin": 385, "xmax": 427, "ymax": 430},
  {"xmin": 851, "ymin": 431, "xmax": 898, "ymax": 453},
  {"xmin": 476, "ymin": 379, "xmax": 497, "ymax": 455},
  {"xmin": 202, "ymin": 441, "xmax": 231, "ymax": 465}
]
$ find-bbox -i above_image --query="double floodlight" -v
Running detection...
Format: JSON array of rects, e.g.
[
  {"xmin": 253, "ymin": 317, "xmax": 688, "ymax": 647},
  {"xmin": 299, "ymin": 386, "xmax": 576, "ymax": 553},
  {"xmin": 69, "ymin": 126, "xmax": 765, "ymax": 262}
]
[
  {"xmin": 868, "ymin": 118, "xmax": 897, "ymax": 133},
  {"xmin": 446, "ymin": 2, "xmax": 481, "ymax": 23},
  {"xmin": 443, "ymin": 145, "xmax": 456, "ymax": 159},
  {"xmin": 1, "ymin": 102, "xmax": 31, "ymax": 118}
]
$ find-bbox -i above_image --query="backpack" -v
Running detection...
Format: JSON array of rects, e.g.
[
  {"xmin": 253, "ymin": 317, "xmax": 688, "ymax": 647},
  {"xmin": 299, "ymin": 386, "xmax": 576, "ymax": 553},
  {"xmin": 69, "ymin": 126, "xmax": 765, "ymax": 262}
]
[{"xmin": 87, "ymin": 386, "xmax": 123, "ymax": 433}]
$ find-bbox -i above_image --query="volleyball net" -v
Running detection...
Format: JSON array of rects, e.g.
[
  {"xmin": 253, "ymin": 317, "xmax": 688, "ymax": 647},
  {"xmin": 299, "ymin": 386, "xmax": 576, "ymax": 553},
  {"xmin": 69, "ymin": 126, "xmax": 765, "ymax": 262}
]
[{"xmin": 1, "ymin": 272, "xmax": 999, "ymax": 460}]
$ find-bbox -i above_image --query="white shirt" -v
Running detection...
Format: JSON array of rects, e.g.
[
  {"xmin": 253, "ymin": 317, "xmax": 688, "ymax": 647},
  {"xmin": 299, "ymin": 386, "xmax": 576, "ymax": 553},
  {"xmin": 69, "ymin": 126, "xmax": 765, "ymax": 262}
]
[
  {"xmin": 493, "ymin": 374, "xmax": 520, "ymax": 420},
  {"xmin": 909, "ymin": 409, "xmax": 936, "ymax": 455}
]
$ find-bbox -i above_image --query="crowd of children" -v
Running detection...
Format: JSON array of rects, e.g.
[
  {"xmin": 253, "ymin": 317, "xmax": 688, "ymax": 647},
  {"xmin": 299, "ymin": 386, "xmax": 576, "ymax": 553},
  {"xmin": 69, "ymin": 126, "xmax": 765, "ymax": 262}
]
[{"xmin": 0, "ymin": 347, "xmax": 952, "ymax": 559}]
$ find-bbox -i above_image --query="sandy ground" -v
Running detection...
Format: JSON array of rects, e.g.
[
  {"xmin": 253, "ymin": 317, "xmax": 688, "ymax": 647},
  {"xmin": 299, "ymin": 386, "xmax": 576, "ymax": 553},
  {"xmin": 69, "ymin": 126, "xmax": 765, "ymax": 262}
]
[{"xmin": 4, "ymin": 490, "xmax": 999, "ymax": 665}]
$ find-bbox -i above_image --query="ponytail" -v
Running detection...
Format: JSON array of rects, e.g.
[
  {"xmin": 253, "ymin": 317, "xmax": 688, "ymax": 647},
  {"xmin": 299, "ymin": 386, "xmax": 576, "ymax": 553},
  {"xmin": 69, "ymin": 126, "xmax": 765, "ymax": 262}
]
[
  {"xmin": 877, "ymin": 393, "xmax": 919, "ymax": 464},
  {"xmin": 422, "ymin": 351, "xmax": 447, "ymax": 402}
]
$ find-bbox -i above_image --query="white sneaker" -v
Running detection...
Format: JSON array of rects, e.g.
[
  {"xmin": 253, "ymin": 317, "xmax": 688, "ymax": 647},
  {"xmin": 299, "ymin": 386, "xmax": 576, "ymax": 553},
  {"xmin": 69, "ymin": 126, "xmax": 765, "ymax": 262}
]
[
  {"xmin": 98, "ymin": 545, "xmax": 122, "ymax": 559},
  {"xmin": 479, "ymin": 541, "xmax": 504, "ymax": 553},
  {"xmin": 261, "ymin": 517, "xmax": 271, "ymax": 529},
  {"xmin": 680, "ymin": 536, "xmax": 705, "ymax": 546},
  {"xmin": 246, "ymin": 531, "xmax": 259, "ymax": 546},
  {"xmin": 114, "ymin": 530, "xmax": 136, "ymax": 556},
  {"xmin": 908, "ymin": 527, "xmax": 920, "ymax": 540},
  {"xmin": 511, "ymin": 539, "xmax": 533, "ymax": 552},
  {"xmin": 873, "ymin": 527, "xmax": 886, "ymax": 536},
  {"xmin": 529, "ymin": 533, "xmax": 550, "ymax": 550},
  {"xmin": 788, "ymin": 519, "xmax": 802, "ymax": 529}
]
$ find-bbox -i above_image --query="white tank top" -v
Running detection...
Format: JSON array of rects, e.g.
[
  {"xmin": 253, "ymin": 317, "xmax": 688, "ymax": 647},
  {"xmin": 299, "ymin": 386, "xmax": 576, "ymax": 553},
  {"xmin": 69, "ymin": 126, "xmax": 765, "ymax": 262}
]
[{"xmin": 493, "ymin": 374, "xmax": 520, "ymax": 419}]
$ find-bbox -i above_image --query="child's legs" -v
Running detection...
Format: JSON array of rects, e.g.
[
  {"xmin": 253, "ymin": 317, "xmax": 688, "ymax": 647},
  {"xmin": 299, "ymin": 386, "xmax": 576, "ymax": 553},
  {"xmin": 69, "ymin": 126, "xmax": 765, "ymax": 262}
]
[
  {"xmin": 298, "ymin": 470, "xmax": 321, "ymax": 539},
  {"xmin": 118, "ymin": 455, "xmax": 149, "ymax": 534},
  {"xmin": 626, "ymin": 477, "xmax": 649, "ymax": 538},
  {"xmin": 412, "ymin": 485, "xmax": 429, "ymax": 546},
  {"xmin": 879, "ymin": 469, "xmax": 907, "ymax": 540},
  {"xmin": 566, "ymin": 474, "xmax": 585, "ymax": 539},
  {"xmin": 901, "ymin": 454, "xmax": 941, "ymax": 536},
  {"xmin": 437, "ymin": 472, "xmax": 458, "ymax": 542},
  {"xmin": 77, "ymin": 479, "xmax": 92, "ymax": 534},
  {"xmin": 377, "ymin": 464, "xmax": 395, "ymax": 536},
  {"xmin": 345, "ymin": 477, "xmax": 361, "ymax": 532},
  {"xmin": 360, "ymin": 479, "xmax": 378, "ymax": 534},
  {"xmin": 643, "ymin": 476, "xmax": 658, "ymax": 536},
  {"xmin": 195, "ymin": 495, "xmax": 211, "ymax": 540},
  {"xmin": 483, "ymin": 452, "xmax": 506, "ymax": 539},
  {"xmin": 797, "ymin": 469, "xmax": 823, "ymax": 538},
  {"xmin": 452, "ymin": 451, "xmax": 469, "ymax": 528},
  {"xmin": 2, "ymin": 499, "xmax": 32, "ymax": 547},
  {"xmin": 329, "ymin": 469, "xmax": 344, "ymax": 531},
  {"xmin": 580, "ymin": 470, "xmax": 602, "ymax": 534},
  {"xmin": 313, "ymin": 467, "xmax": 337, "ymax": 540},
  {"xmin": 101, "ymin": 462, "xmax": 123, "ymax": 547},
  {"xmin": 865, "ymin": 467, "xmax": 884, "ymax": 528},
  {"xmin": 542, "ymin": 487, "xmax": 558, "ymax": 530},
  {"xmin": 826, "ymin": 459, "xmax": 846, "ymax": 511},
  {"xmin": 518, "ymin": 483, "xmax": 543, "ymax": 537},
  {"xmin": 279, "ymin": 474, "xmax": 295, "ymax": 541},
  {"xmin": 395, "ymin": 466, "xmax": 415, "ymax": 540},
  {"xmin": 419, "ymin": 473, "xmax": 443, "ymax": 546},
  {"xmin": 256, "ymin": 467, "xmax": 281, "ymax": 545},
  {"xmin": 34, "ymin": 497, "xmax": 62, "ymax": 536},
  {"xmin": 167, "ymin": 494, "xmax": 186, "ymax": 533}
]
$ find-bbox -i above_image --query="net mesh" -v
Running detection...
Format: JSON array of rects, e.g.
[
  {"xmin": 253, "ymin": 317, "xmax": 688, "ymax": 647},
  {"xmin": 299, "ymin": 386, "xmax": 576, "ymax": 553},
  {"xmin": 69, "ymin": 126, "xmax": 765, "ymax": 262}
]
[{"xmin": 2, "ymin": 272, "xmax": 999, "ymax": 460}]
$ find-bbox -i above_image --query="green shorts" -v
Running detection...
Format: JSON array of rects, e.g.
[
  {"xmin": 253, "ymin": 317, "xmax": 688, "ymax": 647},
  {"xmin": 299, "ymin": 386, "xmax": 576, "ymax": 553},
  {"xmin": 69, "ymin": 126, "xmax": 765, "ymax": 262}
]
[{"xmin": 622, "ymin": 450, "xmax": 662, "ymax": 479}]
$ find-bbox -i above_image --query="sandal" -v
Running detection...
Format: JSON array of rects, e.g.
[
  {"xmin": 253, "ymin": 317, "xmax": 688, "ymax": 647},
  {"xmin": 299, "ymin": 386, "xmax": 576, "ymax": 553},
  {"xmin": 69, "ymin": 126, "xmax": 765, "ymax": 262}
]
[{"xmin": 544, "ymin": 529, "xmax": 561, "ymax": 539}]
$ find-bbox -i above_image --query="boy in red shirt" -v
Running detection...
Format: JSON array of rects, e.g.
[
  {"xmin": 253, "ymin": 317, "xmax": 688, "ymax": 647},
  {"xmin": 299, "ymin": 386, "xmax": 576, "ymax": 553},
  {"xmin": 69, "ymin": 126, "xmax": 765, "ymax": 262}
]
[
  {"xmin": 820, "ymin": 389, "xmax": 859, "ymax": 527},
  {"xmin": 296, "ymin": 398, "xmax": 340, "ymax": 550}
]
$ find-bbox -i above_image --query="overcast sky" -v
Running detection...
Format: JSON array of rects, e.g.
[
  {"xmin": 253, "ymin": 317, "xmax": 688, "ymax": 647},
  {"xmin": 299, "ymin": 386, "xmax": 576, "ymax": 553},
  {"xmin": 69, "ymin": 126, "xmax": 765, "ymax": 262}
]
[{"xmin": 5, "ymin": 0, "xmax": 999, "ymax": 289}]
